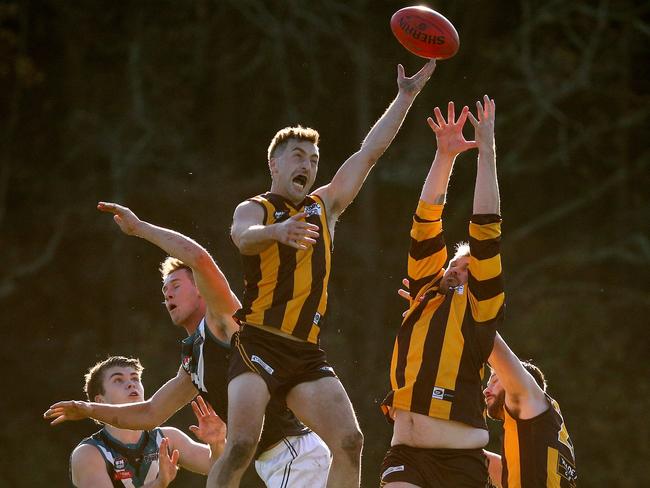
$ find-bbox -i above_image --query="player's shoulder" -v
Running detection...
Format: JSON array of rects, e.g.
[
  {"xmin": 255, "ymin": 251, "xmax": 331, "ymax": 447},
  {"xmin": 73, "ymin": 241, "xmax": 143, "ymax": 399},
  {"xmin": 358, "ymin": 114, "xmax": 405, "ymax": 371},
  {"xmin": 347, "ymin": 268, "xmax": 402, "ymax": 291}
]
[{"xmin": 71, "ymin": 441, "xmax": 105, "ymax": 466}]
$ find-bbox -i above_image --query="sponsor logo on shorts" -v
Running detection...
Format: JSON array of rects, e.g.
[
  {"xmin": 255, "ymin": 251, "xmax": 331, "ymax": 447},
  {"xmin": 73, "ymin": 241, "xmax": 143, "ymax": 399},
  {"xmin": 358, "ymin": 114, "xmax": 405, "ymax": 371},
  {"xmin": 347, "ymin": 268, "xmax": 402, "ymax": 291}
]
[
  {"xmin": 381, "ymin": 465, "xmax": 405, "ymax": 479},
  {"xmin": 557, "ymin": 453, "xmax": 578, "ymax": 482},
  {"xmin": 304, "ymin": 203, "xmax": 322, "ymax": 217},
  {"xmin": 251, "ymin": 355, "xmax": 274, "ymax": 375}
]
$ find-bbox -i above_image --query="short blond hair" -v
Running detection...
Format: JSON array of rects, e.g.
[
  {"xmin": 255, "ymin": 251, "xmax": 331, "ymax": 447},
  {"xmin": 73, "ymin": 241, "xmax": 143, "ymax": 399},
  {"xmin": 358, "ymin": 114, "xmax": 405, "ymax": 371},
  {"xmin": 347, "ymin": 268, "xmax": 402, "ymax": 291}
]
[
  {"xmin": 159, "ymin": 256, "xmax": 193, "ymax": 283},
  {"xmin": 267, "ymin": 126, "xmax": 320, "ymax": 161}
]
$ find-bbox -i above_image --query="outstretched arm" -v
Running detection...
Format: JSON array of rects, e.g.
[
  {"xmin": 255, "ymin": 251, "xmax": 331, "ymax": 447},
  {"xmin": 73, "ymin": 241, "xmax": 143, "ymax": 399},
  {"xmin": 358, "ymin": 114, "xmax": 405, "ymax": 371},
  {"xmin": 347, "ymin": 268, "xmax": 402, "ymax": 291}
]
[
  {"xmin": 488, "ymin": 333, "xmax": 548, "ymax": 419},
  {"xmin": 422, "ymin": 101, "xmax": 476, "ymax": 204},
  {"xmin": 467, "ymin": 96, "xmax": 500, "ymax": 215},
  {"xmin": 314, "ymin": 59, "xmax": 437, "ymax": 219},
  {"xmin": 44, "ymin": 367, "xmax": 197, "ymax": 430},
  {"xmin": 97, "ymin": 202, "xmax": 241, "ymax": 335},
  {"xmin": 406, "ymin": 102, "xmax": 476, "ymax": 300}
]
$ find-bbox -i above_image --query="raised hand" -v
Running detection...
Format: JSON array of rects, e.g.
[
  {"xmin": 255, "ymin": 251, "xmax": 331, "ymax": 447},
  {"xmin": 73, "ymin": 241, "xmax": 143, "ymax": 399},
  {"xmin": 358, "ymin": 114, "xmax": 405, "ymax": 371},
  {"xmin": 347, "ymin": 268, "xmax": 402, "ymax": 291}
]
[
  {"xmin": 156, "ymin": 437, "xmax": 180, "ymax": 487},
  {"xmin": 189, "ymin": 395, "xmax": 227, "ymax": 446},
  {"xmin": 97, "ymin": 201, "xmax": 143, "ymax": 236},
  {"xmin": 397, "ymin": 59, "xmax": 437, "ymax": 97},
  {"xmin": 427, "ymin": 101, "xmax": 477, "ymax": 157},
  {"xmin": 467, "ymin": 95, "xmax": 496, "ymax": 149},
  {"xmin": 273, "ymin": 212, "xmax": 320, "ymax": 250},
  {"xmin": 43, "ymin": 400, "xmax": 92, "ymax": 426}
]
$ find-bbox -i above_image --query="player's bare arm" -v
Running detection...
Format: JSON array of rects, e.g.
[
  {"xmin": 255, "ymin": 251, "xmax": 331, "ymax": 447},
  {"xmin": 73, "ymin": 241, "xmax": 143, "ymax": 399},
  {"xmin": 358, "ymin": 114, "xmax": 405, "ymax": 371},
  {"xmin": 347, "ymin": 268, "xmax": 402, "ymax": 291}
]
[
  {"xmin": 44, "ymin": 366, "xmax": 198, "ymax": 430},
  {"xmin": 467, "ymin": 95, "xmax": 500, "ymax": 215},
  {"xmin": 98, "ymin": 201, "xmax": 241, "ymax": 324},
  {"xmin": 231, "ymin": 200, "xmax": 319, "ymax": 254},
  {"xmin": 314, "ymin": 59, "xmax": 437, "ymax": 220},
  {"xmin": 488, "ymin": 334, "xmax": 548, "ymax": 419},
  {"xmin": 70, "ymin": 443, "xmax": 117, "ymax": 487}
]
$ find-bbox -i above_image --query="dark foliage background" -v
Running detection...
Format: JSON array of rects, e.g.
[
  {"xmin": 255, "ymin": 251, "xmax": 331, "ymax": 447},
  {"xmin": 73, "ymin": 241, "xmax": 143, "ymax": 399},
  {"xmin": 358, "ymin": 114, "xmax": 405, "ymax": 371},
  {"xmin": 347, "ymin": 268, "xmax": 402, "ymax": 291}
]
[{"xmin": 1, "ymin": 0, "xmax": 648, "ymax": 486}]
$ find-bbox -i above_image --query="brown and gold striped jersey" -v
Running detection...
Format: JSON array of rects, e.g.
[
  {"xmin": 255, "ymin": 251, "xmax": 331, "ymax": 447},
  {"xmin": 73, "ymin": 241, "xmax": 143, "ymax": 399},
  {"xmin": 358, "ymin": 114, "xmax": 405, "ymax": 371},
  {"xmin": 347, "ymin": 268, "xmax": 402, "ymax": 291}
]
[
  {"xmin": 382, "ymin": 200, "xmax": 504, "ymax": 428},
  {"xmin": 234, "ymin": 192, "xmax": 332, "ymax": 344},
  {"xmin": 502, "ymin": 394, "xmax": 577, "ymax": 487}
]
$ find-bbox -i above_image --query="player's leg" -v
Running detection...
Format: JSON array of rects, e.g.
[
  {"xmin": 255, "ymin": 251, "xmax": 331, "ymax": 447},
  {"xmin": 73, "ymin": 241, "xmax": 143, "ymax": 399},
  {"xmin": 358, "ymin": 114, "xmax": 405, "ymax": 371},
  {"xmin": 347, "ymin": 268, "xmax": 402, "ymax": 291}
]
[
  {"xmin": 207, "ymin": 371, "xmax": 270, "ymax": 488},
  {"xmin": 286, "ymin": 377, "xmax": 363, "ymax": 488},
  {"xmin": 254, "ymin": 432, "xmax": 331, "ymax": 488}
]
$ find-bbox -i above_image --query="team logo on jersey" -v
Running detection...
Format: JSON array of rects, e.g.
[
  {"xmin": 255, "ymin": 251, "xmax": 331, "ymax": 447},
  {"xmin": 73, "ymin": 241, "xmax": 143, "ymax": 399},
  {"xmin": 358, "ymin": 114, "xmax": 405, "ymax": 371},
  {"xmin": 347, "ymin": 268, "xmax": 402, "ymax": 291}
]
[
  {"xmin": 182, "ymin": 355, "xmax": 191, "ymax": 369},
  {"xmin": 114, "ymin": 458, "xmax": 126, "ymax": 470},
  {"xmin": 304, "ymin": 203, "xmax": 322, "ymax": 217},
  {"xmin": 274, "ymin": 210, "xmax": 288, "ymax": 220},
  {"xmin": 557, "ymin": 453, "xmax": 578, "ymax": 482},
  {"xmin": 251, "ymin": 354, "xmax": 274, "ymax": 375},
  {"xmin": 455, "ymin": 284, "xmax": 464, "ymax": 295},
  {"xmin": 313, "ymin": 312, "xmax": 321, "ymax": 324}
]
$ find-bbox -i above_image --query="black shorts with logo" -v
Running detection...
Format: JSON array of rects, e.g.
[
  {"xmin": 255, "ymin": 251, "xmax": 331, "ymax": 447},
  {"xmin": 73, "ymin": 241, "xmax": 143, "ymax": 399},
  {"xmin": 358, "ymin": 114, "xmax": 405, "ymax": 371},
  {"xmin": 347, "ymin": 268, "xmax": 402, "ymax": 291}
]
[
  {"xmin": 380, "ymin": 444, "xmax": 489, "ymax": 487},
  {"xmin": 229, "ymin": 324, "xmax": 338, "ymax": 401}
]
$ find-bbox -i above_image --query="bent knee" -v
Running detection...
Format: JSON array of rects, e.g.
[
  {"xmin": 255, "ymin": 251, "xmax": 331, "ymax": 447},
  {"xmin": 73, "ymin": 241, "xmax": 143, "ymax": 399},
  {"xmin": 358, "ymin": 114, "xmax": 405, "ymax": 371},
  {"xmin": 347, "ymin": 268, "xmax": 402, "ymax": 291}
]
[
  {"xmin": 225, "ymin": 438, "xmax": 259, "ymax": 469},
  {"xmin": 339, "ymin": 428, "xmax": 364, "ymax": 457}
]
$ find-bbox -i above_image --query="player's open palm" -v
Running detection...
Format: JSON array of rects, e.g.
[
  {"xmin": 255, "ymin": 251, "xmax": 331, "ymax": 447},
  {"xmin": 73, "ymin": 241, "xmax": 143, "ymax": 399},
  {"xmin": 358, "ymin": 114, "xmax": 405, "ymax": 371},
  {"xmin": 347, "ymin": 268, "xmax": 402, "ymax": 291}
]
[
  {"xmin": 467, "ymin": 95, "xmax": 495, "ymax": 147},
  {"xmin": 43, "ymin": 400, "xmax": 92, "ymax": 425},
  {"xmin": 156, "ymin": 437, "xmax": 179, "ymax": 487},
  {"xmin": 189, "ymin": 395, "xmax": 227, "ymax": 446},
  {"xmin": 274, "ymin": 212, "xmax": 320, "ymax": 250},
  {"xmin": 428, "ymin": 101, "xmax": 477, "ymax": 157},
  {"xmin": 97, "ymin": 201, "xmax": 142, "ymax": 236}
]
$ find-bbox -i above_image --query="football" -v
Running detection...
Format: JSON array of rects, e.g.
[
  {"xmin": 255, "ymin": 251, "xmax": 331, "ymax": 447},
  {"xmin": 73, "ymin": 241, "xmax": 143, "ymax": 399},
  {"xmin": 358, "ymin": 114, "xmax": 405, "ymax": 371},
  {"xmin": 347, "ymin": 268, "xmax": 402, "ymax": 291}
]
[{"xmin": 390, "ymin": 6, "xmax": 459, "ymax": 59}]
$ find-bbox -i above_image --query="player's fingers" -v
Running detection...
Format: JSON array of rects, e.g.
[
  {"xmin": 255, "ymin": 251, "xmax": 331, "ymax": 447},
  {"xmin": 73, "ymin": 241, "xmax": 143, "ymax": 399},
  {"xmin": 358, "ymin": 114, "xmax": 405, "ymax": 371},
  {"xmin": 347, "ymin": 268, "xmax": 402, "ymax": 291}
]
[
  {"xmin": 170, "ymin": 449, "xmax": 180, "ymax": 465},
  {"xmin": 402, "ymin": 278, "xmax": 410, "ymax": 287},
  {"xmin": 467, "ymin": 111, "xmax": 479, "ymax": 127},
  {"xmin": 447, "ymin": 101, "xmax": 455, "ymax": 125},
  {"xmin": 433, "ymin": 106, "xmax": 446, "ymax": 127},
  {"xmin": 456, "ymin": 106, "xmax": 470, "ymax": 126},
  {"xmin": 397, "ymin": 63, "xmax": 405, "ymax": 79},
  {"xmin": 397, "ymin": 288, "xmax": 410, "ymax": 300},
  {"xmin": 475, "ymin": 100, "xmax": 484, "ymax": 120},
  {"xmin": 191, "ymin": 400, "xmax": 203, "ymax": 418},
  {"xmin": 427, "ymin": 117, "xmax": 440, "ymax": 132},
  {"xmin": 196, "ymin": 395, "xmax": 209, "ymax": 413},
  {"xmin": 290, "ymin": 212, "xmax": 307, "ymax": 221},
  {"xmin": 189, "ymin": 425, "xmax": 199, "ymax": 434}
]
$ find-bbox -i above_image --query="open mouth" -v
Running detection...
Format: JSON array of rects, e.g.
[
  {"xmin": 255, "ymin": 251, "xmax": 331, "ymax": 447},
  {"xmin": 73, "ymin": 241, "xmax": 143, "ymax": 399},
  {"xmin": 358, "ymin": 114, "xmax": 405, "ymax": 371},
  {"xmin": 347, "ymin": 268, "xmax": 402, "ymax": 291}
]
[
  {"xmin": 168, "ymin": 304, "xmax": 177, "ymax": 312},
  {"xmin": 292, "ymin": 175, "xmax": 308, "ymax": 189}
]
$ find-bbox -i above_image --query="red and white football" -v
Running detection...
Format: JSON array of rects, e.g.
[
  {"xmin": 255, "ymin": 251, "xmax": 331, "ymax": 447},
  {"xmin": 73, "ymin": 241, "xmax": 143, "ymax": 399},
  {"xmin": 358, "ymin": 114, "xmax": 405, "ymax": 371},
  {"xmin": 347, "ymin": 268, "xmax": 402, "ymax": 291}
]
[{"xmin": 390, "ymin": 6, "xmax": 460, "ymax": 59}]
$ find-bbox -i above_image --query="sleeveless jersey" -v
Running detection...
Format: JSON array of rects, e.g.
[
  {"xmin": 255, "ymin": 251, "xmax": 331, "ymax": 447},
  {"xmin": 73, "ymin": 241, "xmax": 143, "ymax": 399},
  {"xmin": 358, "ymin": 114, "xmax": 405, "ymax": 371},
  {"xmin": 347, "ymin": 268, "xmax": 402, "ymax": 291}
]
[
  {"xmin": 502, "ymin": 394, "xmax": 577, "ymax": 487},
  {"xmin": 382, "ymin": 200, "xmax": 504, "ymax": 429},
  {"xmin": 181, "ymin": 318, "xmax": 310, "ymax": 453},
  {"xmin": 76, "ymin": 428, "xmax": 164, "ymax": 487},
  {"xmin": 234, "ymin": 192, "xmax": 332, "ymax": 344}
]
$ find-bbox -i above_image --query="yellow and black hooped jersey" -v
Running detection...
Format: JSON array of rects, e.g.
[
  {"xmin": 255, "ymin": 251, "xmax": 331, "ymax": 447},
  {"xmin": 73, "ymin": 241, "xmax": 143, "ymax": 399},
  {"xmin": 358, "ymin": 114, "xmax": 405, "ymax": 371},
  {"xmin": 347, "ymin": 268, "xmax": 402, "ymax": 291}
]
[
  {"xmin": 234, "ymin": 192, "xmax": 332, "ymax": 344},
  {"xmin": 382, "ymin": 200, "xmax": 504, "ymax": 429},
  {"xmin": 502, "ymin": 394, "xmax": 577, "ymax": 488}
]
